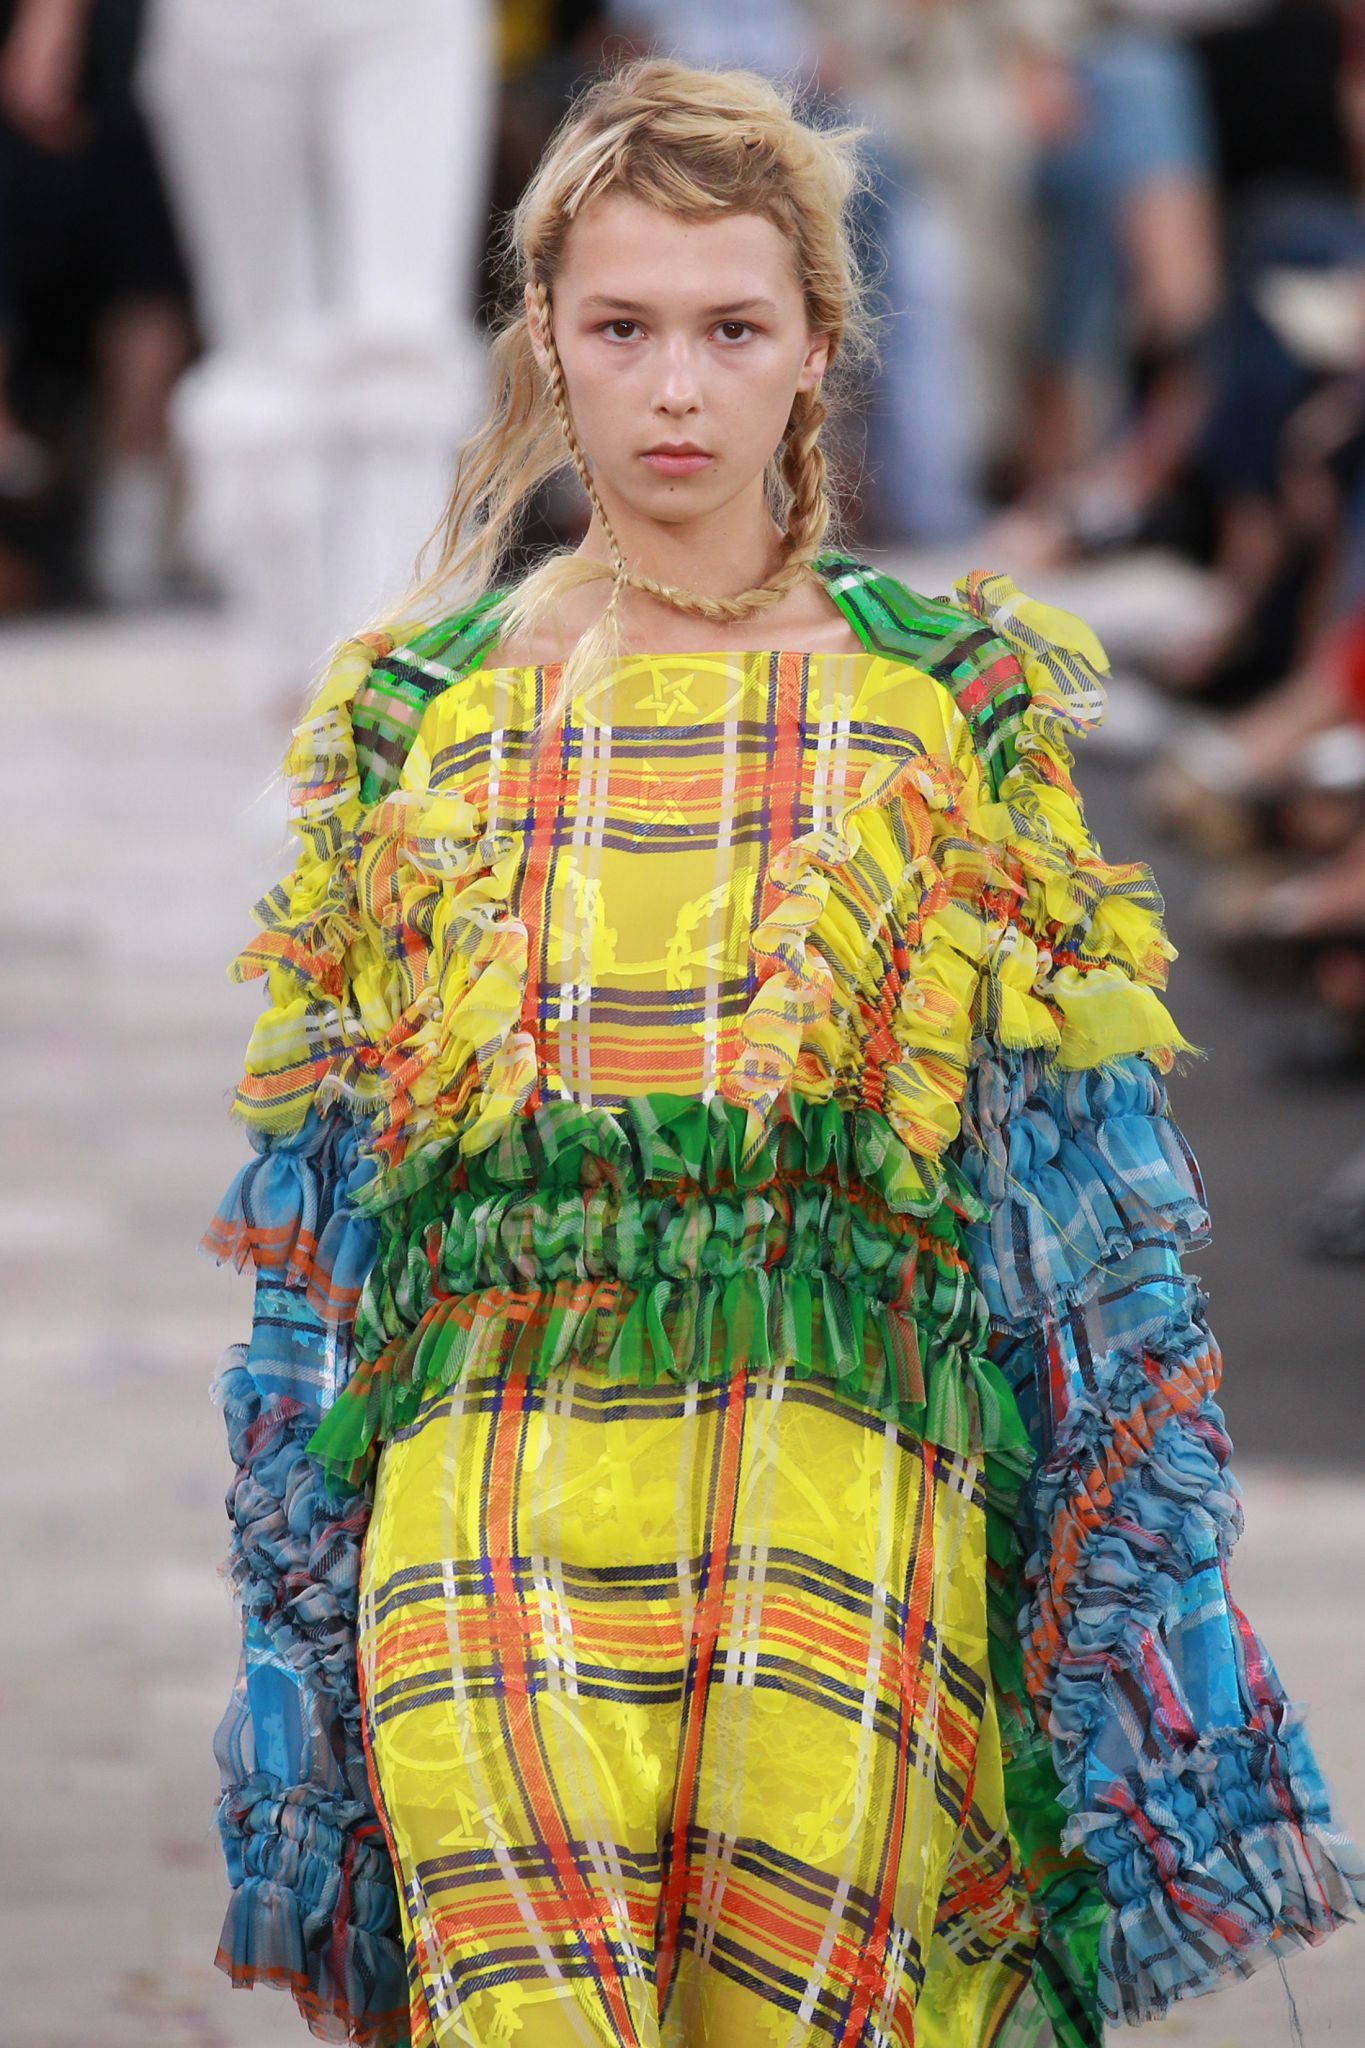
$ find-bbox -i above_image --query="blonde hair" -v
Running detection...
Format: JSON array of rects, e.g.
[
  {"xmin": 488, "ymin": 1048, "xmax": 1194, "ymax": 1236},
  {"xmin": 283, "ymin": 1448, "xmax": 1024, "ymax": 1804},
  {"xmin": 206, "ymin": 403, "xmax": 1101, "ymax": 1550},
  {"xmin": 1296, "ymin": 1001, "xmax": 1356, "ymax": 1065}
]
[{"xmin": 398, "ymin": 55, "xmax": 880, "ymax": 726}]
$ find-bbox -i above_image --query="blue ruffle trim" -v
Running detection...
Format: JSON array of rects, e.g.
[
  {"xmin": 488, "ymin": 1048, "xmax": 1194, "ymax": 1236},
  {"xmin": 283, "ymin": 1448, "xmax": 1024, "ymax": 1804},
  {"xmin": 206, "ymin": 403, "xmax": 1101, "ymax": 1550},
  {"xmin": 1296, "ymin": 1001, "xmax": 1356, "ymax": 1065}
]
[
  {"xmin": 206, "ymin": 1111, "xmax": 402, "ymax": 2043},
  {"xmin": 214, "ymin": 1774, "xmax": 407, "ymax": 2045},
  {"xmin": 215, "ymin": 1353, "xmax": 372, "ymax": 1766},
  {"xmin": 956, "ymin": 1046, "xmax": 1365, "ymax": 2024},
  {"xmin": 205, "ymin": 1108, "xmax": 379, "ymax": 1325},
  {"xmin": 961, "ymin": 1053, "xmax": 1208, "ymax": 1329},
  {"xmin": 1080, "ymin": 1707, "xmax": 1365, "ymax": 2022}
]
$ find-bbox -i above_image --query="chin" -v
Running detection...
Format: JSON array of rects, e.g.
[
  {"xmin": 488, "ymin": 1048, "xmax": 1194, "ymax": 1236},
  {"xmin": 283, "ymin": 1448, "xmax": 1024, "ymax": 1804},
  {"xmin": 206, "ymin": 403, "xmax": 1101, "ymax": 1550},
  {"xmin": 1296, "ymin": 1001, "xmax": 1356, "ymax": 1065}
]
[{"xmin": 618, "ymin": 489, "xmax": 722, "ymax": 524}]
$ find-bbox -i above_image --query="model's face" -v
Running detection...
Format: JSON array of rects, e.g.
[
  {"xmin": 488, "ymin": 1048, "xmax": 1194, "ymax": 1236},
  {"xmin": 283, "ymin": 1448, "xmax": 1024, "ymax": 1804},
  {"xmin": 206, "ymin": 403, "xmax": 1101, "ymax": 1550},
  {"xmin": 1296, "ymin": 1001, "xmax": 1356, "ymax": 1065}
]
[{"xmin": 529, "ymin": 193, "xmax": 830, "ymax": 529}]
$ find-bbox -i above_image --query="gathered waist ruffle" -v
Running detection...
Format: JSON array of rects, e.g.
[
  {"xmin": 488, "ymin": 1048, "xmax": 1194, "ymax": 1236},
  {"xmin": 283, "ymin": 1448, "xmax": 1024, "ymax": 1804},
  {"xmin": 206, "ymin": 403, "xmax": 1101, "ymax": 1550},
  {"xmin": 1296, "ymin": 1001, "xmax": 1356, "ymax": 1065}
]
[
  {"xmin": 356, "ymin": 1171, "xmax": 961, "ymax": 1342},
  {"xmin": 306, "ymin": 1262, "xmax": 1032, "ymax": 1492},
  {"xmin": 356, "ymin": 1086, "xmax": 975, "ymax": 1220}
]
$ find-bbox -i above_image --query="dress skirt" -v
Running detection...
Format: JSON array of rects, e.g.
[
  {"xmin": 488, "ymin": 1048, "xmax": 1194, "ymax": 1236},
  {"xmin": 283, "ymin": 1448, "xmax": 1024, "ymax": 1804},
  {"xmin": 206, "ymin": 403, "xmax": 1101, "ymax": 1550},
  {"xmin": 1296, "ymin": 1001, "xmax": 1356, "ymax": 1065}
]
[{"xmin": 356, "ymin": 1353, "xmax": 1036, "ymax": 2048}]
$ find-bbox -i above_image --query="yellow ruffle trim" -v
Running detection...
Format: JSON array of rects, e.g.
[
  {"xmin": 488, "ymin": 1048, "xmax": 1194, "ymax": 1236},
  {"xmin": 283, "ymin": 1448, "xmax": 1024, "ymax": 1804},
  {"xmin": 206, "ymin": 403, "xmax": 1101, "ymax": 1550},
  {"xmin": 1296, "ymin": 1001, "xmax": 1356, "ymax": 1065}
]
[
  {"xmin": 232, "ymin": 632, "xmax": 393, "ymax": 1131},
  {"xmin": 228, "ymin": 575, "xmax": 1192, "ymax": 1198},
  {"xmin": 229, "ymin": 631, "xmax": 537, "ymax": 1160},
  {"xmin": 719, "ymin": 747, "xmax": 1010, "ymax": 1177},
  {"xmin": 957, "ymin": 569, "xmax": 1192, "ymax": 1073},
  {"xmin": 720, "ymin": 571, "xmax": 1192, "ymax": 1179}
]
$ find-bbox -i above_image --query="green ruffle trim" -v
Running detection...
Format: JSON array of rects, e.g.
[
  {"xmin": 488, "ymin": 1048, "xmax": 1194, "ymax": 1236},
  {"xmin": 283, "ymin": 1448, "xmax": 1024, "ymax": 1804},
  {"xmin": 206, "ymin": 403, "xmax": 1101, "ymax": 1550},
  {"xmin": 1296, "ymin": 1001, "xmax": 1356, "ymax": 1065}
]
[
  {"xmin": 357, "ymin": 1147, "xmax": 969, "ymax": 1357},
  {"xmin": 982, "ymin": 1470, "xmax": 1106, "ymax": 2046},
  {"xmin": 350, "ymin": 1089, "xmax": 974, "ymax": 1219},
  {"xmin": 305, "ymin": 1093, "xmax": 1031, "ymax": 1491},
  {"xmin": 307, "ymin": 1264, "xmax": 1032, "ymax": 1491}
]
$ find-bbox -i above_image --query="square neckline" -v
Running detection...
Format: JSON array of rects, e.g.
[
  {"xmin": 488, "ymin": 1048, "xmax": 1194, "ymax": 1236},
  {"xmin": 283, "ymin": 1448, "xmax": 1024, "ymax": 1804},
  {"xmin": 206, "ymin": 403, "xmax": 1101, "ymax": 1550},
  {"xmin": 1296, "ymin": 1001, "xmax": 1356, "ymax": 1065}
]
[{"xmin": 469, "ymin": 648, "xmax": 893, "ymax": 680}]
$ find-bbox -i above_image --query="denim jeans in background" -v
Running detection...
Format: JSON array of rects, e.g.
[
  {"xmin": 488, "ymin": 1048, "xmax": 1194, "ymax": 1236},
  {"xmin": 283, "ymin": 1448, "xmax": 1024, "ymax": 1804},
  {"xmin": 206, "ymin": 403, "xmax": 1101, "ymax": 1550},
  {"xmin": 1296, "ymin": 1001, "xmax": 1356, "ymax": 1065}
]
[
  {"xmin": 1036, "ymin": 30, "xmax": 1216, "ymax": 372},
  {"xmin": 852, "ymin": 135, "xmax": 984, "ymax": 544}
]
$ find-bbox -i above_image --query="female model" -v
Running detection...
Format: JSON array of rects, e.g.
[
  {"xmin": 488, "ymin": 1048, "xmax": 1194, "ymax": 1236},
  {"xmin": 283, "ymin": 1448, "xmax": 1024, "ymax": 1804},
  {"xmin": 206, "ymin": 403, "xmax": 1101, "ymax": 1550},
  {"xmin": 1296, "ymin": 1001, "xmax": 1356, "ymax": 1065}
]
[{"xmin": 205, "ymin": 55, "xmax": 1364, "ymax": 2048}]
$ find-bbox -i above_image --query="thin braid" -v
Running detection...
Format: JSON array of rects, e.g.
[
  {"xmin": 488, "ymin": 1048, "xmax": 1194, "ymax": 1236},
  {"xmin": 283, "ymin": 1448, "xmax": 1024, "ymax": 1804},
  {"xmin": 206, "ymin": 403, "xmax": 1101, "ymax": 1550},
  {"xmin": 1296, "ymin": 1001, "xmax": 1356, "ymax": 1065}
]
[
  {"xmin": 779, "ymin": 386, "xmax": 832, "ymax": 561},
  {"xmin": 533, "ymin": 278, "xmax": 626, "ymax": 573},
  {"xmin": 532, "ymin": 277, "xmax": 823, "ymax": 624}
]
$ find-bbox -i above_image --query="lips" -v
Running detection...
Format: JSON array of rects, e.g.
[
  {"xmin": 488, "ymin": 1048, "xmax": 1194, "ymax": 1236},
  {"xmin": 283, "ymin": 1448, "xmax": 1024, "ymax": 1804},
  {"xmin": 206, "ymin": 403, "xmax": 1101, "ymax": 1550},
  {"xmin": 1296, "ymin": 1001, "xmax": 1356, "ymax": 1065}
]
[
  {"xmin": 643, "ymin": 445, "xmax": 709, "ymax": 457},
  {"xmin": 640, "ymin": 446, "xmax": 714, "ymax": 475}
]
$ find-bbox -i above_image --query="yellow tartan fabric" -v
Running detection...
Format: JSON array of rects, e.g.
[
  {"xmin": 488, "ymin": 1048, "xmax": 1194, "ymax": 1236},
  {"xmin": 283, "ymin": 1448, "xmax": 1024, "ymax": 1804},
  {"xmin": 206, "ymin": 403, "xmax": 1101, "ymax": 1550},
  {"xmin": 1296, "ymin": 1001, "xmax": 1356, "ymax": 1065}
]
[
  {"xmin": 358, "ymin": 1357, "xmax": 1035, "ymax": 2048},
  {"xmin": 232, "ymin": 638, "xmax": 1186, "ymax": 1209},
  {"xmin": 210, "ymin": 602, "xmax": 1365, "ymax": 2048},
  {"xmin": 392, "ymin": 647, "xmax": 984, "ymax": 1140},
  {"xmin": 338, "ymin": 650, "xmax": 1070, "ymax": 2046}
]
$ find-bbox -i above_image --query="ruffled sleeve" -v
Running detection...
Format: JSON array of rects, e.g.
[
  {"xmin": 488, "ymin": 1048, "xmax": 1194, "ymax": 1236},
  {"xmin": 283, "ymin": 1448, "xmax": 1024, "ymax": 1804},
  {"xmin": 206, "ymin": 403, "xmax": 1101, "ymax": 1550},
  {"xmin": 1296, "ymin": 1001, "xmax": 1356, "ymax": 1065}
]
[
  {"xmin": 201, "ymin": 609, "xmax": 501, "ymax": 2046},
  {"xmin": 949, "ymin": 571, "xmax": 1365, "ymax": 2027}
]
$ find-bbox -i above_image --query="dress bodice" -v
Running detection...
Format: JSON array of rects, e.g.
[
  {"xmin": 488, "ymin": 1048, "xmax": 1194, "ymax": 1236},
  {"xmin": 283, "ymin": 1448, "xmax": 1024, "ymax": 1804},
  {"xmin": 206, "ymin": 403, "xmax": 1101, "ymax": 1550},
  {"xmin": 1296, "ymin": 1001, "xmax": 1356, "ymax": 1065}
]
[
  {"xmin": 223, "ymin": 583, "xmax": 1189, "ymax": 1472},
  {"xmin": 397, "ymin": 647, "xmax": 975, "ymax": 1120}
]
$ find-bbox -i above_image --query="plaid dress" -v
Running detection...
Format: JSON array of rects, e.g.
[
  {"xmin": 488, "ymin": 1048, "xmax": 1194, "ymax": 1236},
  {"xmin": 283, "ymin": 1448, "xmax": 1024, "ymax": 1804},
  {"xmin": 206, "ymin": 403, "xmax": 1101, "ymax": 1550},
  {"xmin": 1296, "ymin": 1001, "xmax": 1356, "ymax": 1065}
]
[{"xmin": 206, "ymin": 556, "xmax": 1364, "ymax": 2048}]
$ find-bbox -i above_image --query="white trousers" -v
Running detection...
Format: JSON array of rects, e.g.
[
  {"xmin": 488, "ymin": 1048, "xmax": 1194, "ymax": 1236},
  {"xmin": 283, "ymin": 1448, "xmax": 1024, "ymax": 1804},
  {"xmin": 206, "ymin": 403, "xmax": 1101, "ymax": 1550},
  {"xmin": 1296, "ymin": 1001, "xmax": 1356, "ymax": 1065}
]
[{"xmin": 138, "ymin": 0, "xmax": 495, "ymax": 700}]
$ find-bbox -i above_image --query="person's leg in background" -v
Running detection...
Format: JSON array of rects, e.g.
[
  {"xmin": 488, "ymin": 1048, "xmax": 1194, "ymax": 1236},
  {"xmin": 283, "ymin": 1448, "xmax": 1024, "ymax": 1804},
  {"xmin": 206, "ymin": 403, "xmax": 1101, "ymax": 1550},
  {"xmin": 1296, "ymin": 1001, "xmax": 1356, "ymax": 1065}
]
[
  {"xmin": 0, "ymin": 105, "xmax": 55, "ymax": 606},
  {"xmin": 0, "ymin": 0, "xmax": 194, "ymax": 606},
  {"xmin": 849, "ymin": 133, "xmax": 985, "ymax": 547},
  {"xmin": 136, "ymin": 0, "xmax": 335, "ymax": 702},
  {"xmin": 1013, "ymin": 28, "xmax": 1221, "ymax": 555},
  {"xmin": 81, "ymin": 0, "xmax": 195, "ymax": 605},
  {"xmin": 138, "ymin": 0, "xmax": 496, "ymax": 706},
  {"xmin": 136, "ymin": 0, "xmax": 319, "ymax": 351},
  {"xmin": 317, "ymin": 0, "xmax": 495, "ymax": 628}
]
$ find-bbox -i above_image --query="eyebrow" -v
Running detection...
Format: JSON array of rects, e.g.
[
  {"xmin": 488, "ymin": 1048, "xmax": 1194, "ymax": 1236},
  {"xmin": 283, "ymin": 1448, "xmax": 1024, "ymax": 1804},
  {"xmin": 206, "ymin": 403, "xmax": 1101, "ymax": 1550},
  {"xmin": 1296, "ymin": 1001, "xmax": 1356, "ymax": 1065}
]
[{"xmin": 578, "ymin": 295, "xmax": 779, "ymax": 317}]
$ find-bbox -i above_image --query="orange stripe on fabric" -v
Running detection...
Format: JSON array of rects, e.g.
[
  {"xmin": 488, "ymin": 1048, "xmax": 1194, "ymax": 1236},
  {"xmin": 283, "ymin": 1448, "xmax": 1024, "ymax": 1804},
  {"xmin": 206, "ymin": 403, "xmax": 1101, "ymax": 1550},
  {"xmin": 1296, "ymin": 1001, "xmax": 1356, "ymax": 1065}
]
[
  {"xmin": 369, "ymin": 1612, "xmax": 687, "ymax": 1670},
  {"xmin": 483, "ymin": 1368, "xmax": 641, "ymax": 2045},
  {"xmin": 355, "ymin": 1578, "xmax": 422, "ymax": 2046},
  {"xmin": 547, "ymin": 1038, "xmax": 710, "ymax": 1070},
  {"xmin": 654, "ymin": 1361, "xmax": 748, "ymax": 2009},
  {"xmin": 514, "ymin": 680, "xmax": 564, "ymax": 1066},
  {"xmin": 709, "ymin": 1874, "xmax": 866, "ymax": 1980},
  {"xmin": 1026, "ymin": 1346, "xmax": 1219, "ymax": 1700},
  {"xmin": 753, "ymin": 653, "xmax": 806, "ymax": 955},
  {"xmin": 836, "ymin": 1438, "xmax": 936, "ymax": 2046},
  {"xmin": 748, "ymin": 1600, "xmax": 906, "ymax": 1682}
]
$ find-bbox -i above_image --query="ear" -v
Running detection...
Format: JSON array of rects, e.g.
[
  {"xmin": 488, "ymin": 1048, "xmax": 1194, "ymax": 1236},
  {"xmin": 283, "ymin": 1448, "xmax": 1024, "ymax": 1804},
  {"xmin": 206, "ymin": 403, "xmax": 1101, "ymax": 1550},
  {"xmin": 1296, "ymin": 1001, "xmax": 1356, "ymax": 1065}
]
[
  {"xmin": 525, "ymin": 282, "xmax": 551, "ymax": 372},
  {"xmin": 796, "ymin": 329, "xmax": 831, "ymax": 395}
]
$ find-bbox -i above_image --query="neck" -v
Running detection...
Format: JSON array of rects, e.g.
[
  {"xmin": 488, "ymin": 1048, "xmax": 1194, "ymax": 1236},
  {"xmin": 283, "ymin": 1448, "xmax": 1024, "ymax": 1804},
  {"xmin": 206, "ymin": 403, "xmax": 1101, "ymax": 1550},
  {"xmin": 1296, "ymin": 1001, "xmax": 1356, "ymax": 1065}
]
[{"xmin": 575, "ymin": 481, "xmax": 794, "ymax": 625}]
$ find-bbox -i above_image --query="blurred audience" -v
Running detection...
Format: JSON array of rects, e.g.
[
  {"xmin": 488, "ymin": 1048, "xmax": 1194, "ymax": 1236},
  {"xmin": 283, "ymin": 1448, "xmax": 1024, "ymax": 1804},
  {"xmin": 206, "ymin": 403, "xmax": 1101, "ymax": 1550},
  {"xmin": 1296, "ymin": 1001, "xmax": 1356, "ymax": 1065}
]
[
  {"xmin": 0, "ymin": 0, "xmax": 194, "ymax": 607},
  {"xmin": 1129, "ymin": 0, "xmax": 1365, "ymax": 1256},
  {"xmin": 1004, "ymin": 1, "xmax": 1225, "ymax": 557}
]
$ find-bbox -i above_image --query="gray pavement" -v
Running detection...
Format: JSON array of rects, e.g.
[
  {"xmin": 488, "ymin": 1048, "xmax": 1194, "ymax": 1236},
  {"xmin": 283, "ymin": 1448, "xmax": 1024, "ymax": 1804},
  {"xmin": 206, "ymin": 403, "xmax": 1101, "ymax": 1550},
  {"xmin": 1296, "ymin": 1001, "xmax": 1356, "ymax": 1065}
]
[
  {"xmin": 2, "ymin": 579, "xmax": 1362, "ymax": 2044},
  {"xmin": 1082, "ymin": 747, "xmax": 1365, "ymax": 1473}
]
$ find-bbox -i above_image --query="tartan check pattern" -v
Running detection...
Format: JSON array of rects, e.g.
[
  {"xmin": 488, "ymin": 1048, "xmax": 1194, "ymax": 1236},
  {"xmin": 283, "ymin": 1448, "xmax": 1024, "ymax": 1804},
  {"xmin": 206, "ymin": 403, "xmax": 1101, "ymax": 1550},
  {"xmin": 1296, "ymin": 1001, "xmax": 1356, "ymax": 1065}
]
[
  {"xmin": 227, "ymin": 552, "xmax": 1191, "ymax": 1197},
  {"xmin": 393, "ymin": 642, "xmax": 982, "ymax": 1120},
  {"xmin": 811, "ymin": 553, "xmax": 1035, "ymax": 799},
  {"xmin": 206, "ymin": 555, "xmax": 1364, "ymax": 2048},
  {"xmin": 357, "ymin": 1355, "xmax": 1038, "ymax": 2048},
  {"xmin": 353, "ymin": 593, "xmax": 509, "ymax": 807},
  {"xmin": 350, "ymin": 556, "xmax": 1037, "ymax": 816}
]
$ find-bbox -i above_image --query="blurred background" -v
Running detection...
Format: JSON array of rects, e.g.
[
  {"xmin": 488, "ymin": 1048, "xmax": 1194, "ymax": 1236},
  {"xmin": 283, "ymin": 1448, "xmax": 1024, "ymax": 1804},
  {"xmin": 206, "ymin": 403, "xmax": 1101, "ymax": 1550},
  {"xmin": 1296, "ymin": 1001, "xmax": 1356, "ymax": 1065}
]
[{"xmin": 2, "ymin": 0, "xmax": 1363, "ymax": 2041}]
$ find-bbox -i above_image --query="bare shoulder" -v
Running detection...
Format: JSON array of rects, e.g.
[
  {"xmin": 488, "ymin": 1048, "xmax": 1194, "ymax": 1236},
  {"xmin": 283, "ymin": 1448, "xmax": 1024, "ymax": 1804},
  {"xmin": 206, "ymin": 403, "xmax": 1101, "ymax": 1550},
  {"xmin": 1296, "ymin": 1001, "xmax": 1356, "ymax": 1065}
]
[
  {"xmin": 480, "ymin": 622, "xmax": 566, "ymax": 669},
  {"xmin": 480, "ymin": 631, "xmax": 534, "ymax": 669},
  {"xmin": 481, "ymin": 583, "xmax": 604, "ymax": 669},
  {"xmin": 770, "ymin": 577, "xmax": 865, "ymax": 656},
  {"xmin": 797, "ymin": 610, "xmax": 866, "ymax": 656}
]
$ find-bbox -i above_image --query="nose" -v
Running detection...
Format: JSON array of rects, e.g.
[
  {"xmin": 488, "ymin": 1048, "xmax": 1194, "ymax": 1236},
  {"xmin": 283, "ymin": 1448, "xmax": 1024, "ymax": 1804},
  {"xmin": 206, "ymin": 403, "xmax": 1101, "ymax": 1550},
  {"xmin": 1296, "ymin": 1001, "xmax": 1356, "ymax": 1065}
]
[{"xmin": 652, "ymin": 334, "xmax": 703, "ymax": 416}]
